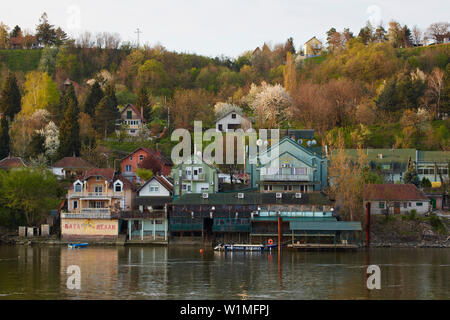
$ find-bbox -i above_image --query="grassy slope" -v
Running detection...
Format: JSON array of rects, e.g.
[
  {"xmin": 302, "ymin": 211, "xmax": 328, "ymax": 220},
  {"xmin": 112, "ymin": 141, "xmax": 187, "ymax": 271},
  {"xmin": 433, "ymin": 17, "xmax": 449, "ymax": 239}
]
[{"xmin": 0, "ymin": 49, "xmax": 42, "ymax": 73}]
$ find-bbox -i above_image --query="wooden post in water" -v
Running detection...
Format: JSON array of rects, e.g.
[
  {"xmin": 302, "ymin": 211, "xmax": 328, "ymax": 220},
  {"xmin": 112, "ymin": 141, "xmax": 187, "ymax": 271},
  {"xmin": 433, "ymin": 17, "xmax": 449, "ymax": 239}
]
[
  {"xmin": 278, "ymin": 216, "xmax": 282, "ymax": 253},
  {"xmin": 365, "ymin": 202, "xmax": 371, "ymax": 247}
]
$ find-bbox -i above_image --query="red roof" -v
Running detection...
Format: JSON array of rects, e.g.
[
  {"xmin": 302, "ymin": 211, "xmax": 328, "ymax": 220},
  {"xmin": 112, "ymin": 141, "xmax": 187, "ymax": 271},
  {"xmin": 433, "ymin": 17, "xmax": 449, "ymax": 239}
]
[
  {"xmin": 82, "ymin": 168, "xmax": 115, "ymax": 181},
  {"xmin": 52, "ymin": 156, "xmax": 93, "ymax": 169},
  {"xmin": 114, "ymin": 174, "xmax": 137, "ymax": 191},
  {"xmin": 121, "ymin": 103, "xmax": 146, "ymax": 122},
  {"xmin": 363, "ymin": 184, "xmax": 429, "ymax": 201},
  {"xmin": 0, "ymin": 156, "xmax": 27, "ymax": 169},
  {"xmin": 121, "ymin": 147, "xmax": 172, "ymax": 166}
]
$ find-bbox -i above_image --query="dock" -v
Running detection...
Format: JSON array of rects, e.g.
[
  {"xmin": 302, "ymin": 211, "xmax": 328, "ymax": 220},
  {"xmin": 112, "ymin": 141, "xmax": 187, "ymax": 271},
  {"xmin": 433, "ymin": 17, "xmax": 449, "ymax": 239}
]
[{"xmin": 287, "ymin": 243, "xmax": 359, "ymax": 250}]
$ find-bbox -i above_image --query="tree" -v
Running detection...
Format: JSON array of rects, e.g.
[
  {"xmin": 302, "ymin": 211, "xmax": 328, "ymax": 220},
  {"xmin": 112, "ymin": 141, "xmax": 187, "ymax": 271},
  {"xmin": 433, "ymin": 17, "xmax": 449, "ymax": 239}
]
[
  {"xmin": 358, "ymin": 21, "xmax": 373, "ymax": 44},
  {"xmin": 10, "ymin": 25, "xmax": 22, "ymax": 38},
  {"xmin": 426, "ymin": 68, "xmax": 445, "ymax": 119},
  {"xmin": 422, "ymin": 177, "xmax": 432, "ymax": 188},
  {"xmin": 0, "ymin": 116, "xmax": 10, "ymax": 159},
  {"xmin": 0, "ymin": 72, "xmax": 21, "ymax": 120},
  {"xmin": 58, "ymin": 99, "xmax": 80, "ymax": 157},
  {"xmin": 376, "ymin": 78, "xmax": 399, "ymax": 112},
  {"xmin": 283, "ymin": 52, "xmax": 297, "ymax": 94},
  {"xmin": 95, "ymin": 95, "xmax": 120, "ymax": 138},
  {"xmin": 136, "ymin": 168, "xmax": 153, "ymax": 182},
  {"xmin": 404, "ymin": 158, "xmax": 420, "ymax": 187},
  {"xmin": 0, "ymin": 168, "xmax": 63, "ymax": 227},
  {"xmin": 83, "ymin": 81, "xmax": 104, "ymax": 117},
  {"xmin": 38, "ymin": 47, "xmax": 58, "ymax": 75},
  {"xmin": 411, "ymin": 25, "xmax": 422, "ymax": 46},
  {"xmin": 426, "ymin": 22, "xmax": 449, "ymax": 44},
  {"xmin": 21, "ymin": 71, "xmax": 60, "ymax": 116},
  {"xmin": 35, "ymin": 12, "xmax": 56, "ymax": 46},
  {"xmin": 284, "ymin": 37, "xmax": 296, "ymax": 55},
  {"xmin": 387, "ymin": 21, "xmax": 402, "ymax": 48},
  {"xmin": 0, "ymin": 22, "xmax": 9, "ymax": 49},
  {"xmin": 61, "ymin": 83, "xmax": 78, "ymax": 119},
  {"xmin": 138, "ymin": 156, "xmax": 162, "ymax": 175},
  {"xmin": 55, "ymin": 27, "xmax": 68, "ymax": 46},
  {"xmin": 38, "ymin": 121, "xmax": 59, "ymax": 159},
  {"xmin": 136, "ymin": 87, "xmax": 152, "ymax": 121},
  {"xmin": 137, "ymin": 59, "xmax": 169, "ymax": 95},
  {"xmin": 373, "ymin": 24, "xmax": 386, "ymax": 42}
]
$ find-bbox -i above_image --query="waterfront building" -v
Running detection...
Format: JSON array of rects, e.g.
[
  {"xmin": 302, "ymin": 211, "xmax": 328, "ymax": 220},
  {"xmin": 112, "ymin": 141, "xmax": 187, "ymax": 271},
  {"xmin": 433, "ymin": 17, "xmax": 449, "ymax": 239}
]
[
  {"xmin": 120, "ymin": 147, "xmax": 172, "ymax": 183},
  {"xmin": 363, "ymin": 184, "xmax": 431, "ymax": 215},
  {"xmin": 123, "ymin": 175, "xmax": 172, "ymax": 242},
  {"xmin": 249, "ymin": 135, "xmax": 328, "ymax": 192},
  {"xmin": 171, "ymin": 154, "xmax": 219, "ymax": 196},
  {"xmin": 60, "ymin": 168, "xmax": 137, "ymax": 240},
  {"xmin": 51, "ymin": 156, "xmax": 93, "ymax": 180}
]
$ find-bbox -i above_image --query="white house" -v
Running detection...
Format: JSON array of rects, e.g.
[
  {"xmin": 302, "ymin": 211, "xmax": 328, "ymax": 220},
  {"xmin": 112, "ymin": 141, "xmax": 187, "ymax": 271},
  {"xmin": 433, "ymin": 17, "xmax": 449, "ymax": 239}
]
[
  {"xmin": 215, "ymin": 110, "xmax": 252, "ymax": 132},
  {"xmin": 363, "ymin": 184, "xmax": 431, "ymax": 215}
]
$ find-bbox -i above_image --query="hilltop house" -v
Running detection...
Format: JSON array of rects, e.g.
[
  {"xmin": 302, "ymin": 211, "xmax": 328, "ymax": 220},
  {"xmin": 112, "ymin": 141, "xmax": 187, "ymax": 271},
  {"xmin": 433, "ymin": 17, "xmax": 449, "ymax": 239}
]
[
  {"xmin": 0, "ymin": 155, "xmax": 27, "ymax": 170},
  {"xmin": 122, "ymin": 175, "xmax": 173, "ymax": 242},
  {"xmin": 120, "ymin": 147, "xmax": 172, "ymax": 183},
  {"xmin": 117, "ymin": 103, "xmax": 146, "ymax": 136},
  {"xmin": 303, "ymin": 37, "xmax": 323, "ymax": 57},
  {"xmin": 248, "ymin": 135, "xmax": 327, "ymax": 193},
  {"xmin": 363, "ymin": 184, "xmax": 431, "ymax": 215},
  {"xmin": 51, "ymin": 156, "xmax": 93, "ymax": 180},
  {"xmin": 60, "ymin": 168, "xmax": 136, "ymax": 240},
  {"xmin": 215, "ymin": 110, "xmax": 252, "ymax": 132},
  {"xmin": 171, "ymin": 154, "xmax": 219, "ymax": 197}
]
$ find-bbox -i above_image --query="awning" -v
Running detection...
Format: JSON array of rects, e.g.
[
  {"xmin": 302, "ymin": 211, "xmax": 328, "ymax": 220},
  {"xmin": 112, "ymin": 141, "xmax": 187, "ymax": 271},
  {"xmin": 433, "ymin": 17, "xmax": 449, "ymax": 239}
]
[{"xmin": 290, "ymin": 221, "xmax": 362, "ymax": 231}]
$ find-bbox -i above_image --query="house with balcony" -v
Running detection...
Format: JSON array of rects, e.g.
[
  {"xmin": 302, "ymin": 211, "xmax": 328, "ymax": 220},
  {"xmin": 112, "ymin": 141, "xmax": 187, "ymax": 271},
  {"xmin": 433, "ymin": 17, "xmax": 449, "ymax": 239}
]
[
  {"xmin": 120, "ymin": 147, "xmax": 172, "ymax": 183},
  {"xmin": 117, "ymin": 103, "xmax": 146, "ymax": 136},
  {"xmin": 250, "ymin": 136, "xmax": 327, "ymax": 193},
  {"xmin": 171, "ymin": 154, "xmax": 219, "ymax": 197},
  {"xmin": 303, "ymin": 36, "xmax": 323, "ymax": 57},
  {"xmin": 122, "ymin": 175, "xmax": 173, "ymax": 242},
  {"xmin": 60, "ymin": 168, "xmax": 137, "ymax": 240}
]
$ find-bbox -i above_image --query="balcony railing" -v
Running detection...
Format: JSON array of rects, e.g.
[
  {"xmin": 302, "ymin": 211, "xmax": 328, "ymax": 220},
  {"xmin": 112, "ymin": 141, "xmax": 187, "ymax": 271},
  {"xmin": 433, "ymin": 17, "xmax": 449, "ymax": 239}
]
[
  {"xmin": 61, "ymin": 209, "xmax": 119, "ymax": 219},
  {"xmin": 68, "ymin": 191, "xmax": 124, "ymax": 198},
  {"xmin": 260, "ymin": 174, "xmax": 312, "ymax": 181},
  {"xmin": 182, "ymin": 173, "xmax": 206, "ymax": 181}
]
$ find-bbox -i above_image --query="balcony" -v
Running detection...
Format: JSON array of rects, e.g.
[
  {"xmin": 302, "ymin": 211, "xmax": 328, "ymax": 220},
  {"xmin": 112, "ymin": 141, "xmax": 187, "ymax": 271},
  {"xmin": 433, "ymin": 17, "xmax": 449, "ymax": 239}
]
[
  {"xmin": 260, "ymin": 173, "xmax": 313, "ymax": 182},
  {"xmin": 182, "ymin": 173, "xmax": 206, "ymax": 181},
  {"xmin": 61, "ymin": 208, "xmax": 119, "ymax": 219},
  {"xmin": 68, "ymin": 191, "xmax": 124, "ymax": 199}
]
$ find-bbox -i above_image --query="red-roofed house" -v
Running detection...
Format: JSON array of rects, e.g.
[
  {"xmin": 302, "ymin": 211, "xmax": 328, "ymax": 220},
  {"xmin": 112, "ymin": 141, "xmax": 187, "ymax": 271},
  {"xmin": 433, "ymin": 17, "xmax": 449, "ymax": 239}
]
[
  {"xmin": 120, "ymin": 147, "xmax": 172, "ymax": 183},
  {"xmin": 118, "ymin": 103, "xmax": 146, "ymax": 136},
  {"xmin": 363, "ymin": 184, "xmax": 431, "ymax": 215},
  {"xmin": 51, "ymin": 156, "xmax": 94, "ymax": 179},
  {"xmin": 60, "ymin": 168, "xmax": 137, "ymax": 240},
  {"xmin": 0, "ymin": 156, "xmax": 27, "ymax": 170}
]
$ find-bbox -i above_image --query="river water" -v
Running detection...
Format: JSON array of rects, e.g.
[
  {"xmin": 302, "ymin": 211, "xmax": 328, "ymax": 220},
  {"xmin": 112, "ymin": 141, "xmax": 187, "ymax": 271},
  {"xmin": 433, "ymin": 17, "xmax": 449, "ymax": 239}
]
[{"xmin": 0, "ymin": 245, "xmax": 449, "ymax": 299}]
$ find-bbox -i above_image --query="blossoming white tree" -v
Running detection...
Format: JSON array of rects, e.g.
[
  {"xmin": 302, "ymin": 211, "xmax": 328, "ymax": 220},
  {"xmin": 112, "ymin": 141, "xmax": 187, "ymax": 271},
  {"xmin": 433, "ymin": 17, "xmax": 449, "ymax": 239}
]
[{"xmin": 213, "ymin": 102, "xmax": 243, "ymax": 119}]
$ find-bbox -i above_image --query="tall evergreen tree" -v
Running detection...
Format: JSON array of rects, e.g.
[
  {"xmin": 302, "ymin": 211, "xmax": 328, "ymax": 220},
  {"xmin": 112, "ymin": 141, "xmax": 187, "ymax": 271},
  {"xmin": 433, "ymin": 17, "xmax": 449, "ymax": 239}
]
[
  {"xmin": 95, "ymin": 95, "xmax": 120, "ymax": 139},
  {"xmin": 0, "ymin": 72, "xmax": 21, "ymax": 120},
  {"xmin": 0, "ymin": 116, "xmax": 10, "ymax": 159},
  {"xmin": 136, "ymin": 87, "xmax": 151, "ymax": 121},
  {"xmin": 58, "ymin": 83, "xmax": 78, "ymax": 122},
  {"xmin": 83, "ymin": 81, "xmax": 104, "ymax": 117},
  {"xmin": 58, "ymin": 99, "xmax": 80, "ymax": 158},
  {"xmin": 404, "ymin": 157, "xmax": 420, "ymax": 187},
  {"xmin": 35, "ymin": 12, "xmax": 56, "ymax": 46}
]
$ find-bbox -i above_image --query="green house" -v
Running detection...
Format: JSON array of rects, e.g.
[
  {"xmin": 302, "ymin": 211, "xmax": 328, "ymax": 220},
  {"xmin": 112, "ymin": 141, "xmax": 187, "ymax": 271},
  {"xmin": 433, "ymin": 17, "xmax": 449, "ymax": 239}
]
[{"xmin": 171, "ymin": 154, "xmax": 219, "ymax": 197}]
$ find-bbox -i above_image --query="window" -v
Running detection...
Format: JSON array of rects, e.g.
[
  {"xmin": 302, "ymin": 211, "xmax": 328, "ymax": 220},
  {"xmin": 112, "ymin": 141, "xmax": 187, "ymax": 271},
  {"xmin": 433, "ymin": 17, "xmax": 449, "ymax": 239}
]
[
  {"xmin": 198, "ymin": 167, "xmax": 203, "ymax": 174},
  {"xmin": 295, "ymin": 168, "xmax": 307, "ymax": 175},
  {"xmin": 129, "ymin": 157, "xmax": 133, "ymax": 161},
  {"xmin": 127, "ymin": 111, "xmax": 132, "ymax": 119},
  {"xmin": 416, "ymin": 202, "xmax": 423, "ymax": 206},
  {"xmin": 96, "ymin": 176, "xmax": 101, "ymax": 181},
  {"xmin": 139, "ymin": 155, "xmax": 144, "ymax": 161},
  {"xmin": 114, "ymin": 183, "xmax": 122, "ymax": 192},
  {"xmin": 94, "ymin": 186, "xmax": 103, "ymax": 193},
  {"xmin": 149, "ymin": 186, "xmax": 159, "ymax": 192},
  {"xmin": 218, "ymin": 124, "xmax": 223, "ymax": 131},
  {"xmin": 73, "ymin": 201, "xmax": 78, "ymax": 209},
  {"xmin": 417, "ymin": 169, "xmax": 424, "ymax": 174},
  {"xmin": 74, "ymin": 182, "xmax": 82, "ymax": 192},
  {"xmin": 231, "ymin": 113, "xmax": 236, "ymax": 119},
  {"xmin": 403, "ymin": 202, "xmax": 407, "ymax": 208},
  {"xmin": 125, "ymin": 165, "xmax": 132, "ymax": 172},
  {"xmin": 379, "ymin": 202, "xmax": 385, "ymax": 209},
  {"xmin": 264, "ymin": 185, "xmax": 273, "ymax": 191},
  {"xmin": 408, "ymin": 202, "xmax": 411, "ymax": 207}
]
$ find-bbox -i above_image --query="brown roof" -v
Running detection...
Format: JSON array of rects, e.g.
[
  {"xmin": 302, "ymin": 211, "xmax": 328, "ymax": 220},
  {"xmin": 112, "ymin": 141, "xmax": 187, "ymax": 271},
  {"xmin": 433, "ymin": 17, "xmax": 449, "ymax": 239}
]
[
  {"xmin": 121, "ymin": 103, "xmax": 146, "ymax": 122},
  {"xmin": 0, "ymin": 156, "xmax": 27, "ymax": 169},
  {"xmin": 52, "ymin": 156, "xmax": 93, "ymax": 169},
  {"xmin": 82, "ymin": 168, "xmax": 115, "ymax": 181},
  {"xmin": 114, "ymin": 174, "xmax": 137, "ymax": 191},
  {"xmin": 363, "ymin": 184, "xmax": 429, "ymax": 201},
  {"xmin": 121, "ymin": 147, "xmax": 172, "ymax": 166}
]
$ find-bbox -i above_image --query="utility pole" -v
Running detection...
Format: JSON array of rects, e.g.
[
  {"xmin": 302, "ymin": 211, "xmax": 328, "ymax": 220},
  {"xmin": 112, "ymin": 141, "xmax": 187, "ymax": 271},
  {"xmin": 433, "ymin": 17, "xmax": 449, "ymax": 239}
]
[{"xmin": 135, "ymin": 28, "xmax": 142, "ymax": 48}]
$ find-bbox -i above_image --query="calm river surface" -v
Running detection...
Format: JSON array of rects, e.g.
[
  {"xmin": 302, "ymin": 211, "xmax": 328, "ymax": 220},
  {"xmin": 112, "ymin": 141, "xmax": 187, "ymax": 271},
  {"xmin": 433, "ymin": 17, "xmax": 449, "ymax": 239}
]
[{"xmin": 0, "ymin": 245, "xmax": 449, "ymax": 299}]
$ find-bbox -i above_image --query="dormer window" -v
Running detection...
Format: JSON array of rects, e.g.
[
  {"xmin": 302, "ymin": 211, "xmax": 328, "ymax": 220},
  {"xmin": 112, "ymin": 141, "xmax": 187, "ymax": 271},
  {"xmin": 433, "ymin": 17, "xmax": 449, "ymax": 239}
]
[
  {"xmin": 74, "ymin": 181, "xmax": 82, "ymax": 192},
  {"xmin": 96, "ymin": 176, "xmax": 101, "ymax": 181},
  {"xmin": 114, "ymin": 180, "xmax": 123, "ymax": 192}
]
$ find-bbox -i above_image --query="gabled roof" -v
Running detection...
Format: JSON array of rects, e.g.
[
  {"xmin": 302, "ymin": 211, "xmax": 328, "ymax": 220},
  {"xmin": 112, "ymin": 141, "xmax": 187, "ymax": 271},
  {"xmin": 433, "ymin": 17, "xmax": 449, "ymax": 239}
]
[
  {"xmin": 52, "ymin": 156, "xmax": 93, "ymax": 169},
  {"xmin": 82, "ymin": 168, "xmax": 115, "ymax": 181},
  {"xmin": 215, "ymin": 109, "xmax": 250, "ymax": 123},
  {"xmin": 363, "ymin": 184, "xmax": 429, "ymax": 201},
  {"xmin": 120, "ymin": 147, "xmax": 172, "ymax": 166},
  {"xmin": 172, "ymin": 153, "xmax": 217, "ymax": 170},
  {"xmin": 137, "ymin": 175, "xmax": 174, "ymax": 193},
  {"xmin": 304, "ymin": 36, "xmax": 322, "ymax": 45},
  {"xmin": 121, "ymin": 103, "xmax": 146, "ymax": 122},
  {"xmin": 0, "ymin": 156, "xmax": 27, "ymax": 169},
  {"xmin": 114, "ymin": 174, "xmax": 137, "ymax": 191}
]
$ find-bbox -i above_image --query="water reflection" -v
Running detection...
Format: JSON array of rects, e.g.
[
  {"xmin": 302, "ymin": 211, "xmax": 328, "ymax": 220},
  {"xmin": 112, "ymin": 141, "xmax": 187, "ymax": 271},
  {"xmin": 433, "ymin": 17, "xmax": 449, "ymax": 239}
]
[{"xmin": 0, "ymin": 246, "xmax": 448, "ymax": 299}]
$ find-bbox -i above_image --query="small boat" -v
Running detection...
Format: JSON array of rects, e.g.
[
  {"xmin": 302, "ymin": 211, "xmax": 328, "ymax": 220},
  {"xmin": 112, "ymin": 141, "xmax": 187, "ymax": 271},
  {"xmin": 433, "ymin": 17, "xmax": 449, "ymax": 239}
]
[
  {"xmin": 214, "ymin": 243, "xmax": 277, "ymax": 252},
  {"xmin": 68, "ymin": 243, "xmax": 89, "ymax": 249}
]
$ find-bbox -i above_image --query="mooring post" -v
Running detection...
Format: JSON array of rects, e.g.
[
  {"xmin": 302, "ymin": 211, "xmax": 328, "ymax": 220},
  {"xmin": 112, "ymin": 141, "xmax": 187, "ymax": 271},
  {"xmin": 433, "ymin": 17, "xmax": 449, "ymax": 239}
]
[
  {"xmin": 366, "ymin": 202, "xmax": 371, "ymax": 248},
  {"xmin": 278, "ymin": 216, "xmax": 282, "ymax": 253}
]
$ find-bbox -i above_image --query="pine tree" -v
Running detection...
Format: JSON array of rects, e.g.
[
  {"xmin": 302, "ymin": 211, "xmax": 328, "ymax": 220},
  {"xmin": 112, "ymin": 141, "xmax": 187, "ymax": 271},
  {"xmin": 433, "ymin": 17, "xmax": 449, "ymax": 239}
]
[
  {"xmin": 58, "ymin": 83, "xmax": 78, "ymax": 123},
  {"xmin": 58, "ymin": 99, "xmax": 80, "ymax": 158},
  {"xmin": 83, "ymin": 81, "xmax": 104, "ymax": 117},
  {"xmin": 136, "ymin": 87, "xmax": 151, "ymax": 121},
  {"xmin": 0, "ymin": 116, "xmax": 10, "ymax": 159},
  {"xmin": 0, "ymin": 72, "xmax": 21, "ymax": 120},
  {"xmin": 95, "ymin": 95, "xmax": 120, "ymax": 139},
  {"xmin": 404, "ymin": 158, "xmax": 420, "ymax": 187}
]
